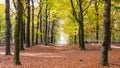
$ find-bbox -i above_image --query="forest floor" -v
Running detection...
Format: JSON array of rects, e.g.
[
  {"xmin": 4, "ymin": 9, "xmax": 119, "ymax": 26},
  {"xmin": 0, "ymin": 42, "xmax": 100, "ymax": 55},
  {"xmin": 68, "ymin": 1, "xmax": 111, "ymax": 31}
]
[{"xmin": 0, "ymin": 43, "xmax": 120, "ymax": 68}]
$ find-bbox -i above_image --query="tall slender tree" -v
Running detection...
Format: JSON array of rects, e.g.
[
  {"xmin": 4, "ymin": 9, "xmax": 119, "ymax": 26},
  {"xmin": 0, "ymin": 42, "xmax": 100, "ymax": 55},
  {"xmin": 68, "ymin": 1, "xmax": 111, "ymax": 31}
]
[
  {"xmin": 44, "ymin": 0, "xmax": 49, "ymax": 45},
  {"xmin": 26, "ymin": 0, "xmax": 31, "ymax": 47},
  {"xmin": 39, "ymin": 0, "xmax": 43, "ymax": 44},
  {"xmin": 14, "ymin": 0, "xmax": 21, "ymax": 65},
  {"xmin": 31, "ymin": 0, "xmax": 35, "ymax": 46},
  {"xmin": 35, "ymin": 11, "xmax": 40, "ymax": 45},
  {"xmin": 19, "ymin": 2, "xmax": 25, "ymax": 51},
  {"xmin": 5, "ymin": 0, "xmax": 11, "ymax": 55},
  {"xmin": 100, "ymin": 0, "xmax": 111, "ymax": 66},
  {"xmin": 51, "ymin": 20, "xmax": 56, "ymax": 43},
  {"xmin": 95, "ymin": 0, "xmax": 99, "ymax": 43}
]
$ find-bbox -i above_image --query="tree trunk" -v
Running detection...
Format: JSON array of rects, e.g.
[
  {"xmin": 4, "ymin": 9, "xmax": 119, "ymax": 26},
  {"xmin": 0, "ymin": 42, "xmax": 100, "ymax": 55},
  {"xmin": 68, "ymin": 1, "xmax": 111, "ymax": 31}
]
[
  {"xmin": 14, "ymin": 0, "xmax": 21, "ymax": 65},
  {"xmin": 35, "ymin": 12, "xmax": 40, "ymax": 45},
  {"xmin": 44, "ymin": 0, "xmax": 48, "ymax": 45},
  {"xmin": 74, "ymin": 34, "xmax": 77, "ymax": 44},
  {"xmin": 5, "ymin": 0, "xmax": 11, "ymax": 55},
  {"xmin": 70, "ymin": 0, "xmax": 85, "ymax": 50},
  {"xmin": 78, "ymin": 22, "xmax": 85, "ymax": 50},
  {"xmin": 100, "ymin": 0, "xmax": 111, "ymax": 66},
  {"xmin": 23, "ymin": 17, "xmax": 26, "ymax": 44},
  {"xmin": 95, "ymin": 0, "xmax": 99, "ymax": 43},
  {"xmin": 39, "ymin": 0, "xmax": 43, "ymax": 44},
  {"xmin": 78, "ymin": 0, "xmax": 85, "ymax": 50},
  {"xmin": 31, "ymin": 0, "xmax": 35, "ymax": 46},
  {"xmin": 19, "ymin": 2, "xmax": 24, "ymax": 51},
  {"xmin": 51, "ymin": 21, "xmax": 55, "ymax": 43},
  {"xmin": 26, "ymin": 0, "xmax": 31, "ymax": 47}
]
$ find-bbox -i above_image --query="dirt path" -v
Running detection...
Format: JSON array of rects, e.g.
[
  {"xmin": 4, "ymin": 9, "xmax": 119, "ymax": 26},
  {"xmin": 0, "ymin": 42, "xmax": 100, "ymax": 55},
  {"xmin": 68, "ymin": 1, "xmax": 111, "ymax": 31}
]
[
  {"xmin": 0, "ymin": 44, "xmax": 120, "ymax": 68},
  {"xmin": 111, "ymin": 45, "xmax": 120, "ymax": 49}
]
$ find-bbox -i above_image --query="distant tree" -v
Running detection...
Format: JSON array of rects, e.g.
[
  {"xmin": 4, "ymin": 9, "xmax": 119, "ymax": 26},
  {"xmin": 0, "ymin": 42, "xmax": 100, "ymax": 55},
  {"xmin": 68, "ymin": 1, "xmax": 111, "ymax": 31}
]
[
  {"xmin": 35, "ymin": 10, "xmax": 40, "ymax": 45},
  {"xmin": 14, "ymin": 0, "xmax": 21, "ymax": 65},
  {"xmin": 51, "ymin": 20, "xmax": 56, "ymax": 43},
  {"xmin": 94, "ymin": 0, "xmax": 99, "ymax": 43},
  {"xmin": 44, "ymin": 0, "xmax": 49, "ymax": 45},
  {"xmin": 39, "ymin": 0, "xmax": 43, "ymax": 44},
  {"xmin": 100, "ymin": 0, "xmax": 111, "ymax": 66},
  {"xmin": 31, "ymin": 0, "xmax": 35, "ymax": 46},
  {"xmin": 19, "ymin": 2, "xmax": 25, "ymax": 51},
  {"xmin": 26, "ymin": 0, "xmax": 31, "ymax": 47},
  {"xmin": 5, "ymin": 0, "xmax": 11, "ymax": 55}
]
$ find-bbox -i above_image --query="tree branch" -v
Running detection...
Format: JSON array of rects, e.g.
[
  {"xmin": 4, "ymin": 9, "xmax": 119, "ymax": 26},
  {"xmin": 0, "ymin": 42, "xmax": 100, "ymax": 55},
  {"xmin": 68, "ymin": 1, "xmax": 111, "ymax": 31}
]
[
  {"xmin": 70, "ymin": 0, "xmax": 79, "ymax": 22},
  {"xmin": 82, "ymin": 0, "xmax": 92, "ymax": 12}
]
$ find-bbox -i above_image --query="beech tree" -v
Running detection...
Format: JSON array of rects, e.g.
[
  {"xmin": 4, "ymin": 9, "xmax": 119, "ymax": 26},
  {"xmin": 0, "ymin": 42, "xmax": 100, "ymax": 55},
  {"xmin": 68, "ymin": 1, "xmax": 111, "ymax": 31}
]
[
  {"xmin": 70, "ymin": 0, "xmax": 92, "ymax": 50},
  {"xmin": 31, "ymin": 0, "xmax": 35, "ymax": 46},
  {"xmin": 14, "ymin": 0, "xmax": 21, "ymax": 65},
  {"xmin": 100, "ymin": 0, "xmax": 111, "ymax": 66},
  {"xmin": 5, "ymin": 0, "xmax": 11, "ymax": 55},
  {"xmin": 26, "ymin": 0, "xmax": 31, "ymax": 47},
  {"xmin": 44, "ymin": 0, "xmax": 49, "ymax": 45}
]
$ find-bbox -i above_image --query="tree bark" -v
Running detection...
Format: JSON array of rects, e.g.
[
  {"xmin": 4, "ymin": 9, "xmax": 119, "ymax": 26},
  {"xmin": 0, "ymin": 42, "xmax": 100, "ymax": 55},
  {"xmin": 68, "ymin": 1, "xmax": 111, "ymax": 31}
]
[
  {"xmin": 14, "ymin": 0, "xmax": 21, "ymax": 65},
  {"xmin": 35, "ymin": 12, "xmax": 40, "ymax": 45},
  {"xmin": 39, "ymin": 0, "xmax": 43, "ymax": 44},
  {"xmin": 19, "ymin": 2, "xmax": 24, "ymax": 51},
  {"xmin": 100, "ymin": 0, "xmax": 111, "ymax": 66},
  {"xmin": 44, "ymin": 0, "xmax": 48, "ymax": 45},
  {"xmin": 95, "ymin": 0, "xmax": 99, "ymax": 43},
  {"xmin": 5, "ymin": 0, "xmax": 11, "ymax": 55},
  {"xmin": 51, "ymin": 21, "xmax": 55, "ymax": 43},
  {"xmin": 31, "ymin": 0, "xmax": 35, "ymax": 46},
  {"xmin": 26, "ymin": 0, "xmax": 31, "ymax": 47}
]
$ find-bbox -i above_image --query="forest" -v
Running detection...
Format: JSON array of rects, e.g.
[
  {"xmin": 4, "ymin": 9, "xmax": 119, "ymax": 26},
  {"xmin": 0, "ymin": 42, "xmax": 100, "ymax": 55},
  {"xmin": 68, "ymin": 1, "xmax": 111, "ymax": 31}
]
[{"xmin": 0, "ymin": 0, "xmax": 120, "ymax": 68}]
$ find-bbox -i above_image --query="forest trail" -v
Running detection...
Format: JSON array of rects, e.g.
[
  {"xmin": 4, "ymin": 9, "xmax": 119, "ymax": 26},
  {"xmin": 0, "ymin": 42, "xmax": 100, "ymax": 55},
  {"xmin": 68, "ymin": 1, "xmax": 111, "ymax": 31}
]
[
  {"xmin": 0, "ymin": 44, "xmax": 120, "ymax": 68},
  {"xmin": 0, "ymin": 44, "xmax": 120, "ymax": 55}
]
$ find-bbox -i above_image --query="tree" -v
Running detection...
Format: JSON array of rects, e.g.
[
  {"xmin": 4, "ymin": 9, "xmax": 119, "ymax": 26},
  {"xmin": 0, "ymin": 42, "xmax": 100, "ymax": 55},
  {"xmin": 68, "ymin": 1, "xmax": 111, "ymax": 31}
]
[
  {"xmin": 39, "ymin": 0, "xmax": 43, "ymax": 44},
  {"xmin": 35, "ymin": 10, "xmax": 40, "ymax": 45},
  {"xmin": 51, "ymin": 20, "xmax": 56, "ymax": 43},
  {"xmin": 100, "ymin": 0, "xmax": 111, "ymax": 66},
  {"xmin": 19, "ymin": 2, "xmax": 25, "ymax": 51},
  {"xmin": 5, "ymin": 0, "xmax": 11, "ymax": 55},
  {"xmin": 70, "ymin": 0, "xmax": 92, "ymax": 50},
  {"xmin": 26, "ymin": 0, "xmax": 31, "ymax": 47},
  {"xmin": 44, "ymin": 0, "xmax": 49, "ymax": 45},
  {"xmin": 31, "ymin": 0, "xmax": 35, "ymax": 46},
  {"xmin": 14, "ymin": 0, "xmax": 22, "ymax": 65},
  {"xmin": 94, "ymin": 0, "xmax": 99, "ymax": 43}
]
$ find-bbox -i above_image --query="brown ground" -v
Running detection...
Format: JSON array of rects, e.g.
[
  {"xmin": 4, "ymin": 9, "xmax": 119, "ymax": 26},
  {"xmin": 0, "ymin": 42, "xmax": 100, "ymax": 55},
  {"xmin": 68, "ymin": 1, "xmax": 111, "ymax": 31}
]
[{"xmin": 0, "ymin": 44, "xmax": 120, "ymax": 68}]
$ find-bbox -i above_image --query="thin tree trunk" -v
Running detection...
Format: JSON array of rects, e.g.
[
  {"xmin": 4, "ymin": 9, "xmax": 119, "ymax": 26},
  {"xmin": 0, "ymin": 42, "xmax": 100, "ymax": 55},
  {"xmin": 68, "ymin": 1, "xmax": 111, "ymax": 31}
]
[
  {"xmin": 31, "ymin": 0, "xmax": 34, "ymax": 46},
  {"xmin": 5, "ymin": 0, "xmax": 11, "ymax": 55},
  {"xmin": 26, "ymin": 0, "xmax": 31, "ymax": 47},
  {"xmin": 35, "ymin": 12, "xmax": 40, "ymax": 45},
  {"xmin": 39, "ymin": 0, "xmax": 43, "ymax": 44},
  {"xmin": 44, "ymin": 0, "xmax": 48, "ymax": 45},
  {"xmin": 23, "ymin": 17, "xmax": 26, "ymax": 44},
  {"xmin": 74, "ymin": 34, "xmax": 77, "ymax": 43},
  {"xmin": 19, "ymin": 2, "xmax": 24, "ymax": 51},
  {"xmin": 100, "ymin": 0, "xmax": 111, "ymax": 66},
  {"xmin": 51, "ymin": 21, "xmax": 55, "ymax": 43},
  {"xmin": 95, "ymin": 0, "xmax": 99, "ymax": 43}
]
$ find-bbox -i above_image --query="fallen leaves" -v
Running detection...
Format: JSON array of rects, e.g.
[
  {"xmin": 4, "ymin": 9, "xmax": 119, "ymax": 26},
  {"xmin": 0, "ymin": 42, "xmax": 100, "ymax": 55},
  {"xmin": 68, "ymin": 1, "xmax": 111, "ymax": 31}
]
[{"xmin": 0, "ymin": 44, "xmax": 120, "ymax": 68}]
